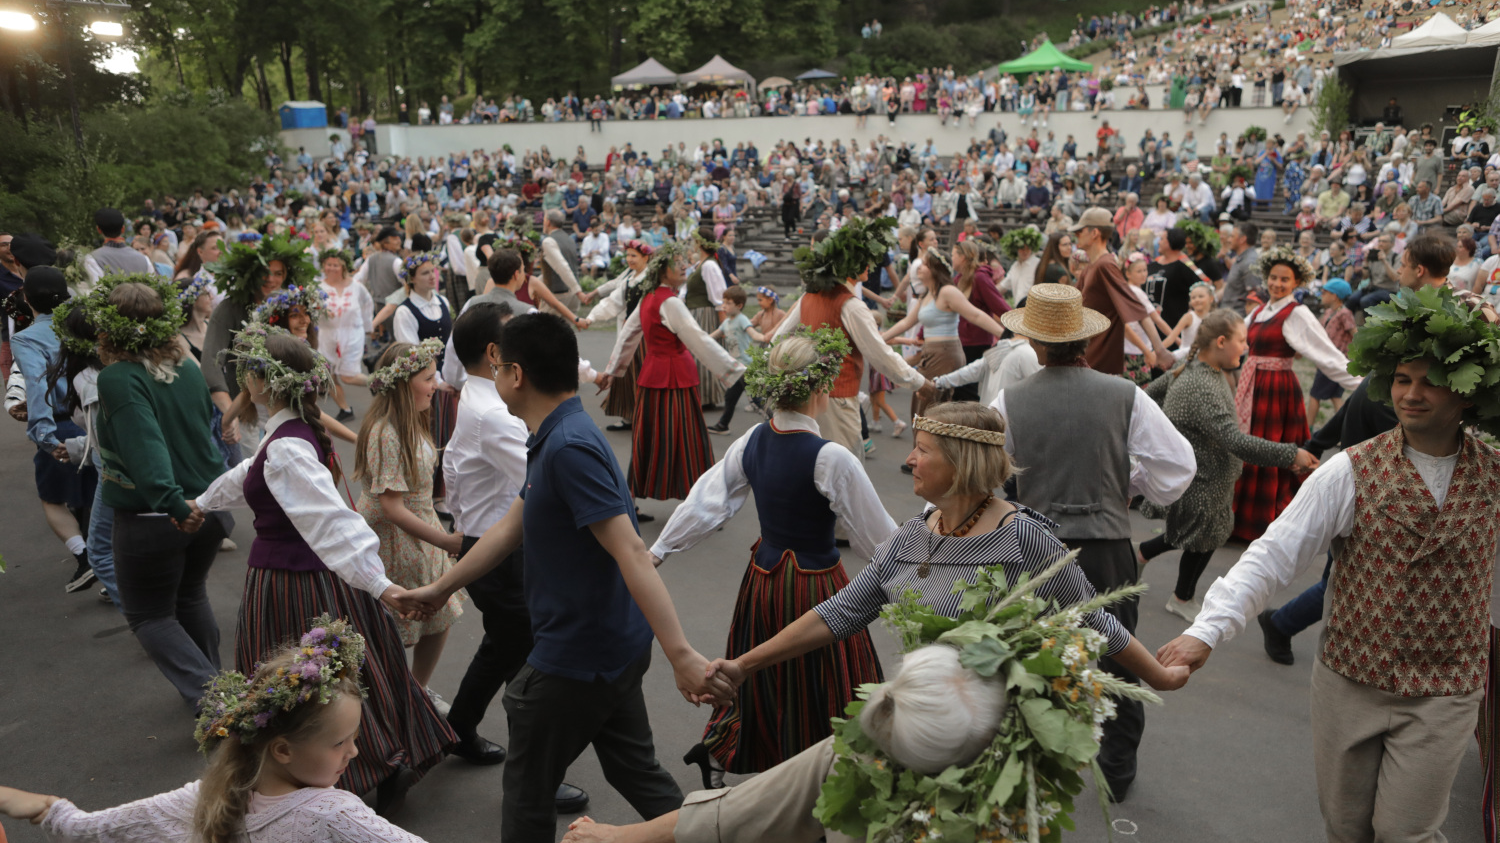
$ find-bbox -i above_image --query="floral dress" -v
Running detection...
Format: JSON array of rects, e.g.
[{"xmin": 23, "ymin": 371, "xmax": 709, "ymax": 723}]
[{"xmin": 356, "ymin": 421, "xmax": 463, "ymax": 645}]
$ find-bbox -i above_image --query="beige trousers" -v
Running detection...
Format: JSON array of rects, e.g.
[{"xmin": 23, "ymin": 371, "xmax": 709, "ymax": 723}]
[
  {"xmin": 675, "ymin": 736, "xmax": 858, "ymax": 843},
  {"xmin": 816, "ymin": 396, "xmax": 864, "ymax": 459},
  {"xmin": 1310, "ymin": 658, "xmax": 1482, "ymax": 843}
]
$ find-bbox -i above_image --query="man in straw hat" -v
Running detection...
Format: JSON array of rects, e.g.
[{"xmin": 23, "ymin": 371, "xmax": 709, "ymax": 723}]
[
  {"xmin": 1159, "ymin": 285, "xmax": 1500, "ymax": 842},
  {"xmin": 991, "ymin": 282, "xmax": 1195, "ymax": 802},
  {"xmin": 1070, "ymin": 207, "xmax": 1172, "ymax": 376}
]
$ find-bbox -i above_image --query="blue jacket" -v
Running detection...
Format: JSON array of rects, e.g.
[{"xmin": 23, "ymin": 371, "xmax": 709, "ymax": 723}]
[{"xmin": 11, "ymin": 313, "xmax": 68, "ymax": 449}]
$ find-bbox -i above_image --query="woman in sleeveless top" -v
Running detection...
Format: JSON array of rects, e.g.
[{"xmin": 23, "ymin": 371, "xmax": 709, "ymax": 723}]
[
  {"xmin": 193, "ymin": 327, "xmax": 455, "ymax": 811},
  {"xmin": 1229, "ymin": 248, "xmax": 1362, "ymax": 542},
  {"xmin": 881, "ymin": 248, "xmax": 1007, "ymax": 443},
  {"xmin": 650, "ymin": 331, "xmax": 894, "ymax": 787},
  {"xmin": 683, "ymin": 231, "xmax": 730, "ymax": 408},
  {"xmin": 392, "ymin": 253, "xmax": 458, "ymax": 499},
  {"xmin": 601, "ymin": 242, "xmax": 745, "ymax": 503}
]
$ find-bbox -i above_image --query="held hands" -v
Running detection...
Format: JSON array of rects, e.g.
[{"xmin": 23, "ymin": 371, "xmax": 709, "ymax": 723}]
[
  {"xmin": 1292, "ymin": 448, "xmax": 1320, "ymax": 474},
  {"xmin": 1156, "ymin": 635, "xmax": 1213, "ymax": 674},
  {"xmin": 438, "ymin": 531, "xmax": 465, "ymax": 557},
  {"xmin": 916, "ymin": 379, "xmax": 939, "ymax": 404},
  {"xmin": 0, "ymin": 785, "xmax": 60, "ymax": 825},
  {"xmin": 175, "ymin": 501, "xmax": 206, "ymax": 534},
  {"xmin": 379, "ymin": 584, "xmax": 433, "ymax": 619},
  {"xmin": 694, "ymin": 657, "xmax": 747, "ymax": 707},
  {"xmin": 221, "ymin": 417, "xmax": 240, "ymax": 445},
  {"xmin": 595, "ymin": 373, "xmax": 613, "ymax": 394},
  {"xmin": 398, "ymin": 583, "xmax": 450, "ymax": 621},
  {"xmin": 671, "ymin": 650, "xmax": 738, "ymax": 707},
  {"xmin": 8, "ymin": 403, "xmax": 28, "ymax": 422}
]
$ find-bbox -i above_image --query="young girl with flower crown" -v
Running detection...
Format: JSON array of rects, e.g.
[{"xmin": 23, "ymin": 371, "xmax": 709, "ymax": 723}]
[
  {"xmin": 315, "ymin": 248, "xmax": 372, "ymax": 421},
  {"xmin": 192, "ymin": 325, "xmax": 455, "ymax": 809},
  {"xmin": 0, "ymin": 619, "xmax": 434, "ymax": 840},
  {"xmin": 356, "ymin": 339, "xmax": 464, "ymax": 698}
]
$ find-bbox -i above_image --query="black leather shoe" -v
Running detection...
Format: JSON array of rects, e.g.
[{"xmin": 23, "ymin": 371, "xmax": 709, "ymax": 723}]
[
  {"xmin": 554, "ymin": 782, "xmax": 590, "ymax": 813},
  {"xmin": 449, "ymin": 731, "xmax": 507, "ymax": 765},
  {"xmin": 834, "ymin": 539, "xmax": 851, "ymax": 548},
  {"xmin": 635, "ymin": 508, "xmax": 655, "ymax": 523},
  {"xmin": 606, "ymin": 421, "xmax": 632, "ymax": 431},
  {"xmin": 1105, "ymin": 776, "xmax": 1133, "ymax": 803},
  {"xmin": 374, "ymin": 764, "xmax": 419, "ymax": 816},
  {"xmin": 1258, "ymin": 609, "xmax": 1295, "ymax": 665}
]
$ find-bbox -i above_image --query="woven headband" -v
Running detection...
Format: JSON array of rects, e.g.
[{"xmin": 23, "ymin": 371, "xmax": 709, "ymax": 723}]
[{"xmin": 912, "ymin": 415, "xmax": 1006, "ymax": 447}]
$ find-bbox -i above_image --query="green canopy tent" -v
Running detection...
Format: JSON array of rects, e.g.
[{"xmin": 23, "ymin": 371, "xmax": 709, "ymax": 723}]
[{"xmin": 995, "ymin": 41, "xmax": 1093, "ymax": 75}]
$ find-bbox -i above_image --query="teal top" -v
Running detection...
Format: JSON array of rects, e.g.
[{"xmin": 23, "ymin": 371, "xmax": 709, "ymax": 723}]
[
  {"xmin": 722, "ymin": 312, "xmax": 754, "ymax": 364},
  {"xmin": 918, "ymin": 298, "xmax": 960, "ymax": 338}
]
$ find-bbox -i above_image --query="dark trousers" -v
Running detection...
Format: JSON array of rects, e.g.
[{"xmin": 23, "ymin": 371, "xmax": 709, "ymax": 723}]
[
  {"xmin": 1139, "ymin": 535, "xmax": 1215, "ymax": 602},
  {"xmin": 1067, "ymin": 537, "xmax": 1144, "ymax": 791},
  {"xmin": 1270, "ymin": 553, "xmax": 1332, "ymax": 637},
  {"xmin": 954, "ymin": 345, "xmax": 987, "ymax": 402},
  {"xmin": 113, "ymin": 511, "xmax": 227, "ymax": 702},
  {"xmin": 717, "ymin": 376, "xmax": 747, "ymax": 427},
  {"xmin": 501, "ymin": 650, "xmax": 682, "ymax": 842},
  {"xmin": 781, "ymin": 203, "xmax": 799, "ymax": 237},
  {"xmin": 446, "ymin": 536, "xmax": 532, "ymax": 738}
]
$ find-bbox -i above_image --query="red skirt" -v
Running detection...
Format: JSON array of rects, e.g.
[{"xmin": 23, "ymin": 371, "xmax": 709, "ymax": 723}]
[
  {"xmin": 629, "ymin": 384, "xmax": 714, "ymax": 500},
  {"xmin": 1230, "ymin": 367, "xmax": 1309, "ymax": 541},
  {"xmin": 702, "ymin": 541, "xmax": 884, "ymax": 774}
]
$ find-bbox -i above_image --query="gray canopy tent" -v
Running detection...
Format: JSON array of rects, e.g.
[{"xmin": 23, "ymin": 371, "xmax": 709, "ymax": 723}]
[
  {"xmin": 678, "ymin": 55, "xmax": 755, "ymax": 85},
  {"xmin": 612, "ymin": 58, "xmax": 680, "ymax": 89}
]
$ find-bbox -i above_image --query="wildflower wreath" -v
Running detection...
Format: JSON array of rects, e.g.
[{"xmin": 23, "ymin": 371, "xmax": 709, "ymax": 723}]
[
  {"xmin": 211, "ymin": 233, "xmax": 318, "ymax": 309},
  {"xmin": 744, "ymin": 326, "xmax": 850, "ymax": 409},
  {"xmin": 227, "ymin": 322, "xmax": 333, "ymax": 413},
  {"xmin": 815, "ymin": 552, "xmax": 1160, "ymax": 843},
  {"xmin": 369, "ymin": 337, "xmax": 445, "ymax": 396},
  {"xmin": 70, "ymin": 272, "xmax": 185, "ymax": 354}
]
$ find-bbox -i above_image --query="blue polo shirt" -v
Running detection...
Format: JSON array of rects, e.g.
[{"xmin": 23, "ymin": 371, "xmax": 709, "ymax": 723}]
[{"xmin": 519, "ymin": 396, "xmax": 652, "ymax": 681}]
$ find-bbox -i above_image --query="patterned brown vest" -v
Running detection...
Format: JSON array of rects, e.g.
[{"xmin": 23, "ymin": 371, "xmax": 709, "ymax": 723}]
[{"xmin": 1322, "ymin": 428, "xmax": 1500, "ymax": 697}]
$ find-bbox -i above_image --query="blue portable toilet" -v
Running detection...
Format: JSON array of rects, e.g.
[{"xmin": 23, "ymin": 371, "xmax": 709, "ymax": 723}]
[{"xmin": 279, "ymin": 101, "xmax": 328, "ymax": 129}]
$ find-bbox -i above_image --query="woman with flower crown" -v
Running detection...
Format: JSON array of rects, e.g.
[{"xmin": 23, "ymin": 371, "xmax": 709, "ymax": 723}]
[
  {"xmin": 0, "ymin": 619, "xmax": 438, "ymax": 838},
  {"xmin": 650, "ymin": 330, "xmax": 896, "ymax": 789},
  {"xmin": 355, "ymin": 339, "xmax": 465, "ymax": 701},
  {"xmin": 391, "ymin": 252, "xmax": 460, "ymax": 499},
  {"xmin": 600, "ymin": 242, "xmax": 745, "ymax": 505},
  {"xmin": 190, "ymin": 325, "xmax": 456, "ymax": 812}
]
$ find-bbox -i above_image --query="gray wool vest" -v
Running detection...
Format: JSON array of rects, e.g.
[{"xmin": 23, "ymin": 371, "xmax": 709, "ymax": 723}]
[
  {"xmin": 88, "ymin": 241, "xmax": 153, "ymax": 280},
  {"xmin": 542, "ymin": 229, "xmax": 581, "ymax": 294},
  {"xmin": 1006, "ymin": 366, "xmax": 1136, "ymax": 541}
]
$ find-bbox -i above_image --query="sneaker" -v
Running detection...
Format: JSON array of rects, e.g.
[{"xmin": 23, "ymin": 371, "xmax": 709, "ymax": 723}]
[
  {"xmin": 871, "ymin": 422, "xmax": 883, "ymax": 434},
  {"xmin": 335, "ymin": 408, "xmax": 356, "ymax": 422},
  {"xmin": 66, "ymin": 553, "xmax": 96, "ymax": 593},
  {"xmin": 220, "ymin": 538, "xmax": 238, "ymax": 552},
  {"xmin": 891, "ymin": 420, "xmax": 908, "ymax": 439},
  {"xmin": 98, "ymin": 586, "xmax": 113, "ymax": 605},
  {"xmin": 863, "ymin": 439, "xmax": 876, "ymax": 458},
  {"xmin": 426, "ymin": 687, "xmax": 452, "ymax": 717},
  {"xmin": 707, "ymin": 423, "xmax": 731, "ymax": 435},
  {"xmin": 1164, "ymin": 596, "xmax": 1202, "ymax": 623}
]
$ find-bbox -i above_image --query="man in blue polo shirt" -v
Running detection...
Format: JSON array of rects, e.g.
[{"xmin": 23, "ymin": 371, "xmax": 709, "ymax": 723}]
[{"xmin": 408, "ymin": 312, "xmax": 728, "ymax": 842}]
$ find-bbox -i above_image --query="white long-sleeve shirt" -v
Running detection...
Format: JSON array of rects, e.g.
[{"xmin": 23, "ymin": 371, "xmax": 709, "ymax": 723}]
[
  {"xmin": 437, "ymin": 291, "xmax": 597, "ymax": 390},
  {"xmin": 604, "ymin": 289, "xmax": 745, "ymax": 383},
  {"xmin": 195, "ymin": 409, "xmax": 393, "ymax": 598},
  {"xmin": 541, "ymin": 235, "xmax": 582, "ymax": 293},
  {"xmin": 771, "ymin": 281, "xmax": 926, "ymax": 390},
  {"xmin": 1001, "ymin": 254, "xmax": 1041, "ymax": 302},
  {"xmin": 392, "ymin": 290, "xmax": 450, "ymax": 346},
  {"xmin": 992, "ymin": 385, "xmax": 1197, "ymax": 507},
  {"xmin": 934, "ymin": 339, "xmax": 1041, "ymax": 405},
  {"xmin": 651, "ymin": 411, "xmax": 898, "ymax": 562},
  {"xmin": 442, "ymin": 378, "xmax": 528, "ymax": 536},
  {"xmin": 1184, "ymin": 443, "xmax": 1500, "ymax": 649},
  {"xmin": 588, "ymin": 268, "xmax": 644, "ymax": 327},
  {"xmin": 1253, "ymin": 295, "xmax": 1363, "ymax": 390}
]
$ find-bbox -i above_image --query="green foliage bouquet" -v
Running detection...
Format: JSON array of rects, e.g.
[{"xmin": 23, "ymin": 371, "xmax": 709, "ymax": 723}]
[
  {"xmin": 999, "ymin": 227, "xmax": 1045, "ymax": 261},
  {"xmin": 815, "ymin": 552, "xmax": 1159, "ymax": 843},
  {"xmin": 795, "ymin": 216, "xmax": 899, "ymax": 293},
  {"xmin": 1174, "ymin": 219, "xmax": 1220, "ymax": 258}
]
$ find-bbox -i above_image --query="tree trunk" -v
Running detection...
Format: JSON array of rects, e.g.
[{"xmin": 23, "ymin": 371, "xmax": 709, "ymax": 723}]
[
  {"xmin": 457, "ymin": 62, "xmax": 465, "ymax": 96},
  {"xmin": 279, "ymin": 41, "xmax": 297, "ymax": 102},
  {"xmin": 255, "ymin": 55, "xmax": 274, "ymax": 111},
  {"xmin": 304, "ymin": 38, "xmax": 322, "ymax": 102}
]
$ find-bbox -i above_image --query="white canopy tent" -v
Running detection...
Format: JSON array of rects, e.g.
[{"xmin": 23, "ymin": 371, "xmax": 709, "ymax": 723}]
[
  {"xmin": 1391, "ymin": 12, "xmax": 1468, "ymax": 48},
  {"xmin": 1468, "ymin": 16, "xmax": 1500, "ymax": 45}
]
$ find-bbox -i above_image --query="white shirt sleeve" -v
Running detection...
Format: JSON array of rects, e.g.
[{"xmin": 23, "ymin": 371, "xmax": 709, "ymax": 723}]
[
  {"xmin": 542, "ymin": 237, "xmax": 582, "ymax": 293},
  {"xmin": 770, "ymin": 298, "xmax": 804, "ymax": 341},
  {"xmin": 651, "ymin": 428, "xmax": 756, "ymax": 559},
  {"xmin": 262, "ymin": 437, "xmax": 394, "ymax": 598},
  {"xmin": 577, "ymin": 357, "xmax": 598, "ymax": 383},
  {"xmin": 195, "ymin": 456, "xmax": 255, "ymax": 512},
  {"xmin": 1126, "ymin": 384, "xmax": 1197, "ymax": 505},
  {"xmin": 700, "ymin": 260, "xmax": 726, "ymax": 306},
  {"xmin": 813, "ymin": 441, "xmax": 900, "ymax": 561},
  {"xmin": 357, "ymin": 283, "xmax": 375, "ymax": 335},
  {"xmin": 661, "ymin": 295, "xmax": 746, "ymax": 382},
  {"xmin": 934, "ymin": 355, "xmax": 987, "ymax": 389},
  {"xmin": 842, "ymin": 297, "xmax": 925, "ymax": 389},
  {"xmin": 604, "ymin": 304, "xmax": 645, "ymax": 376},
  {"xmin": 1184, "ymin": 453, "xmax": 1356, "ymax": 649},
  {"xmin": 589, "ymin": 272, "xmax": 631, "ymax": 325},
  {"xmin": 441, "ymin": 299, "xmax": 470, "ymax": 388},
  {"xmin": 392, "ymin": 305, "xmax": 419, "ymax": 345},
  {"xmin": 1283, "ymin": 304, "xmax": 1364, "ymax": 390}
]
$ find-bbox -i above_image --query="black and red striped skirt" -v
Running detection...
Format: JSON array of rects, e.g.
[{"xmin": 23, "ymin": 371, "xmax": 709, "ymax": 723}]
[{"xmin": 629, "ymin": 384, "xmax": 714, "ymax": 501}]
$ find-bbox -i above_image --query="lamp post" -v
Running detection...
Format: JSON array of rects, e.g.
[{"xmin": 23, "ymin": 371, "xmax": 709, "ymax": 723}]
[{"xmin": 0, "ymin": 0, "xmax": 127, "ymax": 151}]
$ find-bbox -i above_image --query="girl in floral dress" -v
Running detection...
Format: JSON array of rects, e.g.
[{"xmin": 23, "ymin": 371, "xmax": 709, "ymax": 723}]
[{"xmin": 354, "ymin": 339, "xmax": 464, "ymax": 692}]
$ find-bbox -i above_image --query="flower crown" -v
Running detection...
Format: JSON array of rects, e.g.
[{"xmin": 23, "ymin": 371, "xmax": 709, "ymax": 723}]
[
  {"xmin": 794, "ymin": 216, "xmax": 898, "ymax": 294},
  {"xmin": 50, "ymin": 297, "xmax": 99, "ymax": 357},
  {"xmin": 210, "ymin": 233, "xmax": 318, "ymax": 309},
  {"xmin": 641, "ymin": 241, "xmax": 689, "ymax": 293},
  {"xmin": 924, "ymin": 246, "xmax": 953, "ymax": 273},
  {"xmin": 77, "ymin": 273, "xmax": 186, "ymax": 354},
  {"xmin": 1348, "ymin": 285, "xmax": 1500, "ymax": 438},
  {"xmin": 999, "ymin": 226, "xmax": 1044, "ymax": 260},
  {"xmin": 318, "ymin": 247, "xmax": 355, "ymax": 272},
  {"xmin": 369, "ymin": 338, "xmax": 445, "ymax": 395},
  {"xmin": 253, "ymin": 284, "xmax": 328, "ymax": 328},
  {"xmin": 227, "ymin": 322, "xmax": 334, "ymax": 412},
  {"xmin": 691, "ymin": 227, "xmax": 721, "ymax": 256},
  {"xmin": 744, "ymin": 326, "xmax": 851, "ymax": 408},
  {"xmin": 400, "ymin": 251, "xmax": 443, "ymax": 279},
  {"xmin": 1255, "ymin": 245, "xmax": 1314, "ymax": 286},
  {"xmin": 193, "ymin": 616, "xmax": 366, "ymax": 754},
  {"xmin": 622, "ymin": 239, "xmax": 654, "ymax": 257},
  {"xmin": 178, "ymin": 274, "xmax": 213, "ymax": 312}
]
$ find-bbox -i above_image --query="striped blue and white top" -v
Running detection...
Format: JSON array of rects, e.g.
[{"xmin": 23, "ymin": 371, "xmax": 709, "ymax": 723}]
[{"xmin": 814, "ymin": 505, "xmax": 1131, "ymax": 656}]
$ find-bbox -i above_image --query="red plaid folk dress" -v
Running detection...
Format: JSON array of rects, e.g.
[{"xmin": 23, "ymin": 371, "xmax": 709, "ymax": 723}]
[{"xmin": 1229, "ymin": 300, "xmax": 1309, "ymax": 542}]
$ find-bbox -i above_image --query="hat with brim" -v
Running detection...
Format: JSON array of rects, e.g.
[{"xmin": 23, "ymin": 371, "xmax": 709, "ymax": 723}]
[
  {"xmin": 999, "ymin": 283, "xmax": 1111, "ymax": 344},
  {"xmin": 1067, "ymin": 207, "xmax": 1114, "ymax": 233}
]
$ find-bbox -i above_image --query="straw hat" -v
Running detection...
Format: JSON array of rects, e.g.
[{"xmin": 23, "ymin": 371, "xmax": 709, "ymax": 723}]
[{"xmin": 999, "ymin": 283, "xmax": 1111, "ymax": 344}]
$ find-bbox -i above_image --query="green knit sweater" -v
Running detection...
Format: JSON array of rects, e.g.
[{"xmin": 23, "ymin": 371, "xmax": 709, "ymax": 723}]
[{"xmin": 96, "ymin": 360, "xmax": 224, "ymax": 521}]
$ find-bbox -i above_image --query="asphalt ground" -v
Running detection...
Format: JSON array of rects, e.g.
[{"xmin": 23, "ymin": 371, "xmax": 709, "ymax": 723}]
[{"xmin": 0, "ymin": 326, "xmax": 1483, "ymax": 842}]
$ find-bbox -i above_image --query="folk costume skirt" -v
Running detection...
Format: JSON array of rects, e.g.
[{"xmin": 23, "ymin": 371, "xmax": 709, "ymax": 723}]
[
  {"xmin": 237, "ymin": 567, "xmax": 456, "ymax": 795},
  {"xmin": 1230, "ymin": 362, "xmax": 1309, "ymax": 542},
  {"xmin": 604, "ymin": 343, "xmax": 644, "ymax": 420},
  {"xmin": 429, "ymin": 388, "xmax": 460, "ymax": 499},
  {"xmin": 690, "ymin": 305, "xmax": 727, "ymax": 407},
  {"xmin": 630, "ymin": 384, "xmax": 714, "ymax": 501},
  {"xmin": 908, "ymin": 337, "xmax": 964, "ymax": 436},
  {"xmin": 702, "ymin": 540, "xmax": 884, "ymax": 774}
]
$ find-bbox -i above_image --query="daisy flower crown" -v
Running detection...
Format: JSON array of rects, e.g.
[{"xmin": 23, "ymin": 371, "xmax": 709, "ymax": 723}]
[
  {"xmin": 193, "ymin": 616, "xmax": 366, "ymax": 754},
  {"xmin": 252, "ymin": 284, "xmax": 329, "ymax": 327},
  {"xmin": 72, "ymin": 272, "xmax": 185, "ymax": 354},
  {"xmin": 226, "ymin": 322, "xmax": 334, "ymax": 412},
  {"xmin": 1255, "ymin": 245, "xmax": 1315, "ymax": 286},
  {"xmin": 369, "ymin": 338, "xmax": 445, "ymax": 395}
]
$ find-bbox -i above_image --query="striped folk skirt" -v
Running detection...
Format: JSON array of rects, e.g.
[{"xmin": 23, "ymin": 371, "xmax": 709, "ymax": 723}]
[
  {"xmin": 630, "ymin": 384, "xmax": 714, "ymax": 501},
  {"xmin": 1230, "ymin": 368, "xmax": 1309, "ymax": 542},
  {"xmin": 604, "ymin": 343, "xmax": 644, "ymax": 420},
  {"xmin": 702, "ymin": 541, "xmax": 884, "ymax": 774},
  {"xmin": 691, "ymin": 305, "xmax": 727, "ymax": 407},
  {"xmin": 237, "ymin": 567, "xmax": 456, "ymax": 795},
  {"xmin": 1480, "ymin": 624, "xmax": 1500, "ymax": 842},
  {"xmin": 430, "ymin": 388, "xmax": 460, "ymax": 499}
]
